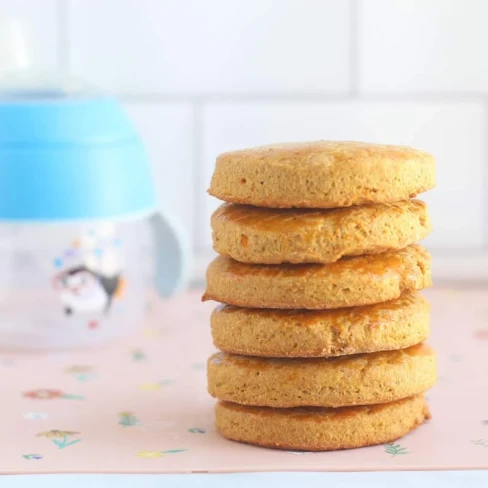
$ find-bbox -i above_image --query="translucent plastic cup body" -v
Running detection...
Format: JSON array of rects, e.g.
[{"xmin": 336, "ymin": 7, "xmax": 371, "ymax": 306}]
[{"xmin": 0, "ymin": 219, "xmax": 154, "ymax": 349}]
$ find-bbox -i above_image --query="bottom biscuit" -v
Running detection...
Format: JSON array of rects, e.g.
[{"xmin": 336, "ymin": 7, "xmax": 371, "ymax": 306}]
[{"xmin": 215, "ymin": 394, "xmax": 430, "ymax": 451}]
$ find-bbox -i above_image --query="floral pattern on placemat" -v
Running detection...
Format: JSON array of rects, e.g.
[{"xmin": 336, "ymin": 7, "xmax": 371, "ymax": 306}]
[
  {"xmin": 22, "ymin": 389, "xmax": 84, "ymax": 400},
  {"xmin": 118, "ymin": 412, "xmax": 141, "ymax": 427},
  {"xmin": 1, "ymin": 288, "xmax": 487, "ymax": 474},
  {"xmin": 37, "ymin": 430, "xmax": 83, "ymax": 449}
]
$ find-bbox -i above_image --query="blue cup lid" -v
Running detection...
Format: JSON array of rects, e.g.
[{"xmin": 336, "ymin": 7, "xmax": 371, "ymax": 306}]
[{"xmin": 0, "ymin": 94, "xmax": 158, "ymax": 221}]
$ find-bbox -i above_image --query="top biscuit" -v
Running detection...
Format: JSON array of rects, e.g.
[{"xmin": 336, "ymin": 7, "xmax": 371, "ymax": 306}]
[{"xmin": 209, "ymin": 141, "xmax": 435, "ymax": 208}]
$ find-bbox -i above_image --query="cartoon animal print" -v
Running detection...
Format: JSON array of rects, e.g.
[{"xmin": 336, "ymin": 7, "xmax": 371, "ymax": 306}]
[{"xmin": 52, "ymin": 266, "xmax": 125, "ymax": 316}]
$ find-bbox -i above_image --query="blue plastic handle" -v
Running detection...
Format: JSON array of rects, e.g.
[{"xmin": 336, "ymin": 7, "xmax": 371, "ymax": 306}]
[{"xmin": 148, "ymin": 209, "xmax": 191, "ymax": 297}]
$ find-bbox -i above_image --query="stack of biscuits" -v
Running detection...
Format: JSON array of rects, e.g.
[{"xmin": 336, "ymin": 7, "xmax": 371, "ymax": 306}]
[{"xmin": 203, "ymin": 141, "xmax": 437, "ymax": 451}]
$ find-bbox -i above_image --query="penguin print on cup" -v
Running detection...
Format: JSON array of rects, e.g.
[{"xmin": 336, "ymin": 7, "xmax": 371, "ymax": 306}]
[
  {"xmin": 51, "ymin": 225, "xmax": 126, "ymax": 317},
  {"xmin": 52, "ymin": 266, "xmax": 125, "ymax": 316}
]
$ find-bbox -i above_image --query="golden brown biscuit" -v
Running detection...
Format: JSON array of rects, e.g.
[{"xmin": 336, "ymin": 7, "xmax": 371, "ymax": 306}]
[
  {"xmin": 203, "ymin": 245, "xmax": 431, "ymax": 309},
  {"xmin": 211, "ymin": 292, "xmax": 430, "ymax": 358},
  {"xmin": 209, "ymin": 141, "xmax": 435, "ymax": 208},
  {"xmin": 207, "ymin": 343, "xmax": 436, "ymax": 408},
  {"xmin": 216, "ymin": 394, "xmax": 430, "ymax": 451},
  {"xmin": 211, "ymin": 200, "xmax": 431, "ymax": 264}
]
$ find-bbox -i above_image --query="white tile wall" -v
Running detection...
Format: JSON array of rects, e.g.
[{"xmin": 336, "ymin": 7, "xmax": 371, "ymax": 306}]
[
  {"xmin": 3, "ymin": 0, "xmax": 488, "ymax": 281},
  {"xmin": 359, "ymin": 0, "xmax": 488, "ymax": 93},
  {"xmin": 124, "ymin": 103, "xmax": 194, "ymax": 244},
  {"xmin": 0, "ymin": 0, "xmax": 58, "ymax": 71},
  {"xmin": 69, "ymin": 0, "xmax": 350, "ymax": 94}
]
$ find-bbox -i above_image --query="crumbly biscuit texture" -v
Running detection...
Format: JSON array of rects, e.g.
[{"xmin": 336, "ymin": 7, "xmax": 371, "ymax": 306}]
[
  {"xmin": 203, "ymin": 245, "xmax": 432, "ymax": 309},
  {"xmin": 215, "ymin": 394, "xmax": 430, "ymax": 451},
  {"xmin": 207, "ymin": 343, "xmax": 437, "ymax": 408},
  {"xmin": 211, "ymin": 292, "xmax": 430, "ymax": 357},
  {"xmin": 209, "ymin": 141, "xmax": 435, "ymax": 208},
  {"xmin": 211, "ymin": 200, "xmax": 431, "ymax": 264}
]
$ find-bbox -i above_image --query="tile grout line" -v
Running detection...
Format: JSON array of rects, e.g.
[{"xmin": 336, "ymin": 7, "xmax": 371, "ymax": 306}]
[
  {"xmin": 191, "ymin": 102, "xmax": 205, "ymax": 256},
  {"xmin": 119, "ymin": 93, "xmax": 488, "ymax": 104},
  {"xmin": 483, "ymin": 98, "xmax": 488, "ymax": 251},
  {"xmin": 56, "ymin": 0, "xmax": 70, "ymax": 75},
  {"xmin": 120, "ymin": 93, "xmax": 352, "ymax": 103},
  {"xmin": 349, "ymin": 0, "xmax": 360, "ymax": 97}
]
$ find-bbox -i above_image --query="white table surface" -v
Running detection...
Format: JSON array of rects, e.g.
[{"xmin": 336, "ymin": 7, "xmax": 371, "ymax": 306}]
[{"xmin": 3, "ymin": 472, "xmax": 488, "ymax": 488}]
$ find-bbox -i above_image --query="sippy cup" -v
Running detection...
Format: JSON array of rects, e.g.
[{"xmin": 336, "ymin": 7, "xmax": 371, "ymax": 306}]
[{"xmin": 0, "ymin": 21, "xmax": 190, "ymax": 349}]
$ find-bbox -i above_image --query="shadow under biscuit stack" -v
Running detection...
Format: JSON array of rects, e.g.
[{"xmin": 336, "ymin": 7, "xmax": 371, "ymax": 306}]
[{"xmin": 203, "ymin": 141, "xmax": 437, "ymax": 451}]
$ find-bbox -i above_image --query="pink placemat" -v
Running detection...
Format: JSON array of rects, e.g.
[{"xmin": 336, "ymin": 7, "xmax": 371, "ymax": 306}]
[{"xmin": 0, "ymin": 287, "xmax": 487, "ymax": 474}]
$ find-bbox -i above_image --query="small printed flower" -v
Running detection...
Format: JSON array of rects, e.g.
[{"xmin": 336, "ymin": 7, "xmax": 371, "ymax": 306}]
[
  {"xmin": 191, "ymin": 362, "xmax": 205, "ymax": 370},
  {"xmin": 137, "ymin": 450, "xmax": 163, "ymax": 459},
  {"xmin": 23, "ymin": 454, "xmax": 42, "ymax": 460},
  {"xmin": 74, "ymin": 372, "xmax": 97, "ymax": 382},
  {"xmin": 139, "ymin": 383, "xmax": 161, "ymax": 391},
  {"xmin": 139, "ymin": 380, "xmax": 172, "ymax": 391},
  {"xmin": 23, "ymin": 389, "xmax": 63, "ymax": 400},
  {"xmin": 384, "ymin": 443, "xmax": 409, "ymax": 456},
  {"xmin": 23, "ymin": 389, "xmax": 84, "ymax": 400},
  {"xmin": 188, "ymin": 428, "xmax": 206, "ymax": 434},
  {"xmin": 37, "ymin": 430, "xmax": 79, "ymax": 438},
  {"xmin": 64, "ymin": 366, "xmax": 96, "ymax": 382},
  {"xmin": 23, "ymin": 412, "xmax": 49, "ymax": 420},
  {"xmin": 118, "ymin": 411, "xmax": 141, "ymax": 427},
  {"xmin": 52, "ymin": 438, "xmax": 82, "ymax": 449},
  {"xmin": 38, "ymin": 430, "xmax": 82, "ymax": 449},
  {"xmin": 132, "ymin": 349, "xmax": 147, "ymax": 362}
]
